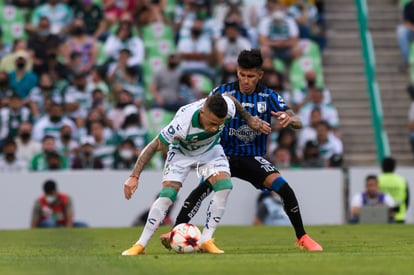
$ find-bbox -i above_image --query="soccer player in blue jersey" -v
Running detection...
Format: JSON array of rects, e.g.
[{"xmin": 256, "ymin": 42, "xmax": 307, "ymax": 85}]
[{"xmin": 160, "ymin": 49, "xmax": 323, "ymax": 251}]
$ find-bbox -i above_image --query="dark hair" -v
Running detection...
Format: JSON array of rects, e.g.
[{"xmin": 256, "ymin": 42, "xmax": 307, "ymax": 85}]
[
  {"xmin": 365, "ymin": 174, "xmax": 377, "ymax": 182},
  {"xmin": 70, "ymin": 51, "xmax": 82, "ymax": 60},
  {"xmin": 116, "ymin": 22, "xmax": 132, "ymax": 39},
  {"xmin": 119, "ymin": 48, "xmax": 132, "ymax": 56},
  {"xmin": 277, "ymin": 127, "xmax": 296, "ymax": 145},
  {"xmin": 2, "ymin": 138, "xmax": 16, "ymax": 148},
  {"xmin": 122, "ymin": 113, "xmax": 141, "ymax": 128},
  {"xmin": 407, "ymin": 84, "xmax": 414, "ymax": 101},
  {"xmin": 121, "ymin": 138, "xmax": 135, "ymax": 147},
  {"xmin": 179, "ymin": 73, "xmax": 193, "ymax": 86},
  {"xmin": 46, "ymin": 151, "xmax": 60, "ymax": 160},
  {"xmin": 92, "ymin": 88, "xmax": 103, "ymax": 95},
  {"xmin": 42, "ymin": 135, "xmax": 55, "ymax": 143},
  {"xmin": 205, "ymin": 94, "xmax": 228, "ymax": 119},
  {"xmin": 316, "ymin": 120, "xmax": 330, "ymax": 129},
  {"xmin": 43, "ymin": 179, "xmax": 57, "ymax": 193},
  {"xmin": 237, "ymin": 49, "xmax": 263, "ymax": 69},
  {"xmin": 305, "ymin": 140, "xmax": 319, "ymax": 149},
  {"xmin": 381, "ymin": 157, "xmax": 396, "ymax": 173},
  {"xmin": 329, "ymin": 153, "xmax": 343, "ymax": 167}
]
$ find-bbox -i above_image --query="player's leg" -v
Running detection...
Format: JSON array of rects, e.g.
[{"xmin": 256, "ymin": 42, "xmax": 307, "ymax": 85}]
[
  {"xmin": 264, "ymin": 174, "xmax": 323, "ymax": 251},
  {"xmin": 234, "ymin": 156, "xmax": 322, "ymax": 251},
  {"xmin": 159, "ymin": 180, "xmax": 213, "ymax": 250},
  {"xmin": 197, "ymin": 148, "xmax": 232, "ymax": 254},
  {"xmin": 122, "ymin": 181, "xmax": 181, "ymax": 256},
  {"xmin": 122, "ymin": 149, "xmax": 190, "ymax": 255},
  {"xmin": 175, "ymin": 181, "xmax": 213, "ymax": 225},
  {"xmin": 199, "ymin": 173, "xmax": 232, "ymax": 254}
]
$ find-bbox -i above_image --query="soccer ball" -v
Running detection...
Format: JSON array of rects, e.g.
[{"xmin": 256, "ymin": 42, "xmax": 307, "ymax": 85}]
[{"xmin": 170, "ymin": 223, "xmax": 202, "ymax": 253}]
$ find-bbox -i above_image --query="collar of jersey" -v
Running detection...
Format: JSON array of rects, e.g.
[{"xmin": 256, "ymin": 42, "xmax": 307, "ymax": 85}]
[{"xmin": 191, "ymin": 109, "xmax": 202, "ymax": 128}]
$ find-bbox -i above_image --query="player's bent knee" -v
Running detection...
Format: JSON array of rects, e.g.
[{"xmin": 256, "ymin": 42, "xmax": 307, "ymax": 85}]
[
  {"xmin": 271, "ymin": 176, "xmax": 287, "ymax": 192},
  {"xmin": 212, "ymin": 178, "xmax": 233, "ymax": 192},
  {"xmin": 159, "ymin": 187, "xmax": 178, "ymax": 202}
]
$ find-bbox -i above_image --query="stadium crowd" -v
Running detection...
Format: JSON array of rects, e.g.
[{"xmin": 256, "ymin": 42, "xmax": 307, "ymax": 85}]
[{"xmin": 0, "ymin": 0, "xmax": 343, "ymax": 172}]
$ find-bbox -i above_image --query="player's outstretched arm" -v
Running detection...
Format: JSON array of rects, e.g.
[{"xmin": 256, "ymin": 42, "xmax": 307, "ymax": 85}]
[
  {"xmin": 124, "ymin": 137, "xmax": 167, "ymax": 200},
  {"xmin": 226, "ymin": 95, "xmax": 271, "ymax": 134},
  {"xmin": 271, "ymin": 109, "xmax": 302, "ymax": 129}
]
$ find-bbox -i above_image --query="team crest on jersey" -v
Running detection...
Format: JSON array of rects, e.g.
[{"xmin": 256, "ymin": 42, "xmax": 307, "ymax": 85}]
[{"xmin": 257, "ymin": 102, "xmax": 267, "ymax": 113}]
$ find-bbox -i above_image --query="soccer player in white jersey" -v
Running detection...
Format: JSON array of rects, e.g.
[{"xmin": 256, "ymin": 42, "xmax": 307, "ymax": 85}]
[{"xmin": 121, "ymin": 93, "xmax": 270, "ymax": 255}]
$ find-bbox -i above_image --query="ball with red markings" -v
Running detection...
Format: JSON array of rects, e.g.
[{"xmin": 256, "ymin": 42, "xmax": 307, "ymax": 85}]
[{"xmin": 170, "ymin": 223, "xmax": 202, "ymax": 253}]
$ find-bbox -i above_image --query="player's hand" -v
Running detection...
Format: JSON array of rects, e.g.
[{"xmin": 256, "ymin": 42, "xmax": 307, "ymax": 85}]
[
  {"xmin": 124, "ymin": 176, "xmax": 139, "ymax": 200},
  {"xmin": 272, "ymin": 111, "xmax": 290, "ymax": 128},
  {"xmin": 248, "ymin": 116, "xmax": 271, "ymax": 134}
]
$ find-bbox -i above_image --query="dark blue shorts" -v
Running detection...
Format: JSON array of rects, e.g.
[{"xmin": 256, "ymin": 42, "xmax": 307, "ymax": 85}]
[{"xmin": 228, "ymin": 156, "xmax": 280, "ymax": 190}]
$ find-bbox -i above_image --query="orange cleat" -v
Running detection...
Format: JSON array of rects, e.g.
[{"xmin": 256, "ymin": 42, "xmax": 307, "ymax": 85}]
[
  {"xmin": 199, "ymin": 239, "xmax": 224, "ymax": 254},
  {"xmin": 121, "ymin": 243, "xmax": 146, "ymax": 256},
  {"xmin": 296, "ymin": 234, "xmax": 323, "ymax": 251}
]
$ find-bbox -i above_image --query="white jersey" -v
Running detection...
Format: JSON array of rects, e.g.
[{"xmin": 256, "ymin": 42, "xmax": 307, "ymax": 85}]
[{"xmin": 159, "ymin": 96, "xmax": 236, "ymax": 157}]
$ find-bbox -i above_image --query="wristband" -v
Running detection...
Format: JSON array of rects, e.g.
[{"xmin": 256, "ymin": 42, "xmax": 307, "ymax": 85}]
[{"xmin": 129, "ymin": 175, "xmax": 138, "ymax": 179}]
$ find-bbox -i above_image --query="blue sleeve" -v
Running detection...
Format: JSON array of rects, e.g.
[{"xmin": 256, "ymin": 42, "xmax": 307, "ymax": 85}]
[{"xmin": 269, "ymin": 91, "xmax": 290, "ymax": 112}]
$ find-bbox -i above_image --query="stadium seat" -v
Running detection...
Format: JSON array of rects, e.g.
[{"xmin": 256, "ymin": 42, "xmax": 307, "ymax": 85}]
[
  {"xmin": 192, "ymin": 73, "xmax": 214, "ymax": 95},
  {"xmin": 141, "ymin": 22, "xmax": 175, "ymax": 57},
  {"xmin": 145, "ymin": 107, "xmax": 175, "ymax": 170},
  {"xmin": 164, "ymin": 0, "xmax": 177, "ymax": 20},
  {"xmin": 0, "ymin": 4, "xmax": 28, "ymax": 45},
  {"xmin": 142, "ymin": 55, "xmax": 167, "ymax": 103},
  {"xmin": 289, "ymin": 56, "xmax": 324, "ymax": 90},
  {"xmin": 298, "ymin": 39, "xmax": 322, "ymax": 67},
  {"xmin": 273, "ymin": 58, "xmax": 286, "ymax": 74},
  {"xmin": 96, "ymin": 41, "xmax": 107, "ymax": 66}
]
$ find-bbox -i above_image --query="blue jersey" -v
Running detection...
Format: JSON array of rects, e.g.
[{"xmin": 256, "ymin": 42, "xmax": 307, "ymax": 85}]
[{"xmin": 211, "ymin": 81, "xmax": 290, "ymax": 157}]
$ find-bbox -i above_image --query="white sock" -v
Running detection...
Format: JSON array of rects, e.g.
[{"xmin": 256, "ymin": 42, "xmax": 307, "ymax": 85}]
[
  {"xmin": 200, "ymin": 189, "xmax": 231, "ymax": 244},
  {"xmin": 136, "ymin": 197, "xmax": 172, "ymax": 247}
]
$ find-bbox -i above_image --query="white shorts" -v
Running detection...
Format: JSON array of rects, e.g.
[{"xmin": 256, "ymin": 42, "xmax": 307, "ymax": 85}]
[{"xmin": 162, "ymin": 145, "xmax": 231, "ymax": 183}]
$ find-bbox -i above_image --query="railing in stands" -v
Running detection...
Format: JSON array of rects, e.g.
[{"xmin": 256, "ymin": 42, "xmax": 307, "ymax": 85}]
[{"xmin": 355, "ymin": 0, "xmax": 390, "ymax": 163}]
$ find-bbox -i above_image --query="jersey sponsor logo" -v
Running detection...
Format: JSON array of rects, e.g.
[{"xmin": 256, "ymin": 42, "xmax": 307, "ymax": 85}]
[
  {"xmin": 257, "ymin": 102, "xmax": 267, "ymax": 113},
  {"xmin": 228, "ymin": 125, "xmax": 258, "ymax": 143},
  {"xmin": 258, "ymin": 93, "xmax": 270, "ymax": 97}
]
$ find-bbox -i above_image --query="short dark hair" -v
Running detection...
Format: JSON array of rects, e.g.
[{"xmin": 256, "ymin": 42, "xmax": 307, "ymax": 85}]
[
  {"xmin": 2, "ymin": 138, "xmax": 16, "ymax": 148},
  {"xmin": 381, "ymin": 157, "xmax": 396, "ymax": 173},
  {"xmin": 316, "ymin": 120, "xmax": 330, "ymax": 129},
  {"xmin": 365, "ymin": 174, "xmax": 377, "ymax": 182},
  {"xmin": 205, "ymin": 94, "xmax": 228, "ymax": 119},
  {"xmin": 237, "ymin": 49, "xmax": 263, "ymax": 69},
  {"xmin": 42, "ymin": 135, "xmax": 55, "ymax": 143},
  {"xmin": 43, "ymin": 180, "xmax": 57, "ymax": 193},
  {"xmin": 121, "ymin": 138, "xmax": 135, "ymax": 147}
]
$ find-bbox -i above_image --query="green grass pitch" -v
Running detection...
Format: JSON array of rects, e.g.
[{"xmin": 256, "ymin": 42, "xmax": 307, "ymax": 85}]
[{"xmin": 1, "ymin": 224, "xmax": 413, "ymax": 275}]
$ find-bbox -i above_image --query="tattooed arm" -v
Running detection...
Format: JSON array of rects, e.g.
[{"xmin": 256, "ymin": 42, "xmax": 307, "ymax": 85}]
[
  {"xmin": 124, "ymin": 137, "xmax": 168, "ymax": 200},
  {"xmin": 272, "ymin": 109, "xmax": 303, "ymax": 129}
]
